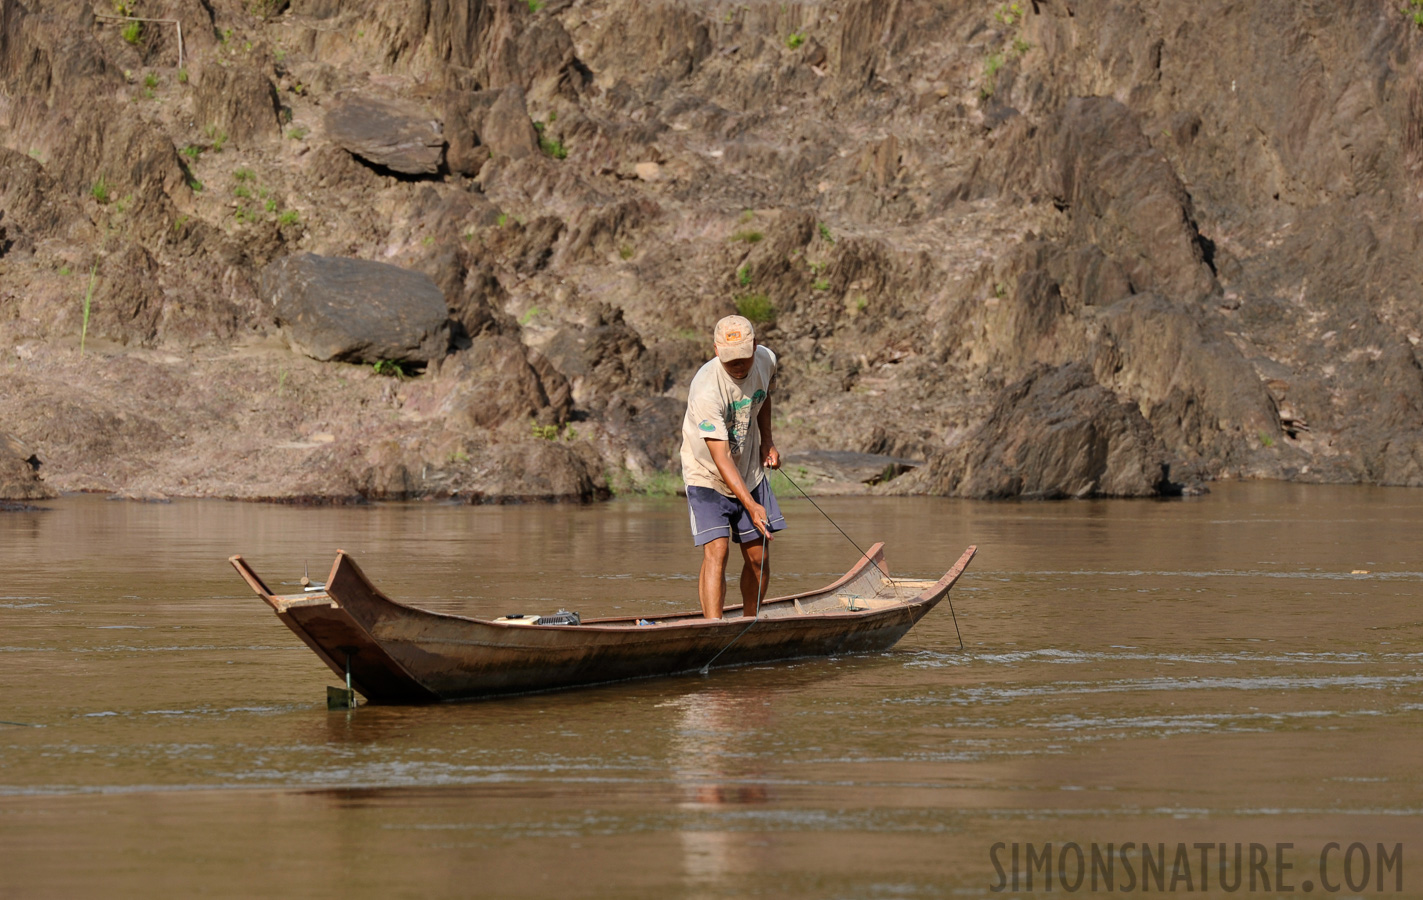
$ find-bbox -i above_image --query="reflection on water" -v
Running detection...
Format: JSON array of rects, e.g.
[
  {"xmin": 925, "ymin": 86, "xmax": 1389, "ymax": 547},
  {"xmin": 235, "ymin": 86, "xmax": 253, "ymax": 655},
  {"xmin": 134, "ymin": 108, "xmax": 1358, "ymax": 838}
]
[
  {"xmin": 0, "ymin": 484, "xmax": 1421, "ymax": 896},
  {"xmin": 667, "ymin": 690, "xmax": 774, "ymax": 891}
]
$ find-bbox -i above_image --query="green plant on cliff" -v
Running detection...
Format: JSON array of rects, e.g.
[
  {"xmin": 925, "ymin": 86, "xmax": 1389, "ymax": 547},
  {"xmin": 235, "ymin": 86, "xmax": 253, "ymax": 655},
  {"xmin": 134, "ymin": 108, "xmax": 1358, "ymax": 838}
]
[
  {"xmin": 737, "ymin": 265, "xmax": 752, "ymax": 287},
  {"xmin": 994, "ymin": 2, "xmax": 1023, "ymax": 26},
  {"xmin": 534, "ymin": 122, "xmax": 567, "ymax": 160},
  {"xmin": 90, "ymin": 177, "xmax": 111, "ymax": 204},
  {"xmin": 817, "ymin": 221, "xmax": 835, "ymax": 243},
  {"xmin": 204, "ymin": 125, "xmax": 227, "ymax": 153},
  {"xmin": 120, "ymin": 20, "xmax": 143, "ymax": 44},
  {"xmin": 785, "ymin": 32, "xmax": 806, "ymax": 50},
  {"xmin": 813, "ymin": 278, "xmax": 831, "ymax": 291},
  {"xmin": 731, "ymin": 229, "xmax": 763, "ymax": 244},
  {"xmin": 767, "ymin": 466, "xmax": 814, "ymax": 494},
  {"xmin": 1409, "ymin": 0, "xmax": 1423, "ymax": 26},
  {"xmin": 531, "ymin": 422, "xmax": 562, "ymax": 441},
  {"xmin": 735, "ymin": 293, "xmax": 775, "ymax": 324},
  {"xmin": 526, "ymin": 0, "xmax": 545, "ymax": 11},
  {"xmin": 372, "ymin": 360, "xmax": 409, "ymax": 378},
  {"xmin": 277, "ymin": 209, "xmax": 300, "ymax": 227},
  {"xmin": 982, "ymin": 53, "xmax": 1005, "ymax": 98}
]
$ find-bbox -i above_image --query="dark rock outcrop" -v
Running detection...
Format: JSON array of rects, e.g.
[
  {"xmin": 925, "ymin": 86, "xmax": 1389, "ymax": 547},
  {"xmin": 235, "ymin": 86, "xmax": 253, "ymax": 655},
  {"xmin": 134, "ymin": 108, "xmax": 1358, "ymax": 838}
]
[
  {"xmin": 1038, "ymin": 97, "xmax": 1219, "ymax": 305},
  {"xmin": 193, "ymin": 65, "xmax": 281, "ymax": 147},
  {"xmin": 442, "ymin": 85, "xmax": 540, "ymax": 173},
  {"xmin": 325, "ymin": 95, "xmax": 445, "ymax": 175},
  {"xmin": 900, "ymin": 364, "xmax": 1168, "ymax": 500},
  {"xmin": 261, "ymin": 254, "xmax": 451, "ymax": 365},
  {"xmin": 440, "ymin": 333, "xmax": 571, "ymax": 430},
  {"xmin": 0, "ymin": 432, "xmax": 56, "ymax": 501}
]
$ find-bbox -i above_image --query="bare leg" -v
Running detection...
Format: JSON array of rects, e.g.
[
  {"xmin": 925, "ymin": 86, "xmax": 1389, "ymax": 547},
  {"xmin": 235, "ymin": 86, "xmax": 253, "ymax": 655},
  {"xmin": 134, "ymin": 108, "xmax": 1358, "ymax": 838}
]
[
  {"xmin": 699, "ymin": 538, "xmax": 730, "ymax": 619},
  {"xmin": 739, "ymin": 538, "xmax": 768, "ymax": 618}
]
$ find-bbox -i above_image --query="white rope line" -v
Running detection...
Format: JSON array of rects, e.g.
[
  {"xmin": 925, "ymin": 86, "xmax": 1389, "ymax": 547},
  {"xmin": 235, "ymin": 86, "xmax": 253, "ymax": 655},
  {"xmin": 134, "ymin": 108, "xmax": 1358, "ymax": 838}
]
[{"xmin": 93, "ymin": 14, "xmax": 185, "ymax": 69}]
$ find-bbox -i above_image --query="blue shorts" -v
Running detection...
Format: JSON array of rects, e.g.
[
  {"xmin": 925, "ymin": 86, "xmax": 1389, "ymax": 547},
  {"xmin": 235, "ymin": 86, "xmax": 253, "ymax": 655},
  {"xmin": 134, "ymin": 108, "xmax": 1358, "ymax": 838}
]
[{"xmin": 687, "ymin": 479, "xmax": 786, "ymax": 546}]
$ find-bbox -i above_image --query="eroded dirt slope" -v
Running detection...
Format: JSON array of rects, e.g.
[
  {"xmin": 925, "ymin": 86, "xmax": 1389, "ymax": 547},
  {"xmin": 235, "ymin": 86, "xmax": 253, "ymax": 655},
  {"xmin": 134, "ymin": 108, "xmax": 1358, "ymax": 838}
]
[{"xmin": 3, "ymin": 0, "xmax": 1422, "ymax": 501}]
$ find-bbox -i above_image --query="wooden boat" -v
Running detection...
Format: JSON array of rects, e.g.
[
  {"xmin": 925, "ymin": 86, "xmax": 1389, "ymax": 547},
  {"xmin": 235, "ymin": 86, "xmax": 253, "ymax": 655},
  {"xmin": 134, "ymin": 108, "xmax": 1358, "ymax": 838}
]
[{"xmin": 229, "ymin": 543, "xmax": 977, "ymax": 704}]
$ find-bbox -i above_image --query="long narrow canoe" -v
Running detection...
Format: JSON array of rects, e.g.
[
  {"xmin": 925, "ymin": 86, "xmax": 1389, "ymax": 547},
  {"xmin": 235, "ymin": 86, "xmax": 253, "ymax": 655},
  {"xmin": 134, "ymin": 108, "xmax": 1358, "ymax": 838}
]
[{"xmin": 229, "ymin": 543, "xmax": 976, "ymax": 704}]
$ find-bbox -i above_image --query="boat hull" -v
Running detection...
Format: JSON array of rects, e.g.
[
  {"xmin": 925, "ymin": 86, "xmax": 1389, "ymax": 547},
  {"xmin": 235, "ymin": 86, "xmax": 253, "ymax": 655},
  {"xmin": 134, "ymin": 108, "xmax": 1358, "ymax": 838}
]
[{"xmin": 230, "ymin": 543, "xmax": 976, "ymax": 704}]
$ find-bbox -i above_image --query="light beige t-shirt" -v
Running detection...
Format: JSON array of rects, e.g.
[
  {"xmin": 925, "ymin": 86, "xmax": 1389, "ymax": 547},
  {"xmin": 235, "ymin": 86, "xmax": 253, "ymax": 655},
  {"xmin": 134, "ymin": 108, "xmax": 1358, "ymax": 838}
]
[{"xmin": 680, "ymin": 346, "xmax": 777, "ymax": 497}]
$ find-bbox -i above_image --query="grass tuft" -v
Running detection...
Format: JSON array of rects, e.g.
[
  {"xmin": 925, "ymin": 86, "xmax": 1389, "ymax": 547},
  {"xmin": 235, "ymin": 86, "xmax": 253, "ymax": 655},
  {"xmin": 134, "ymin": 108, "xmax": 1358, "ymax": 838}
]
[
  {"xmin": 372, "ymin": 359, "xmax": 410, "ymax": 378},
  {"xmin": 91, "ymin": 177, "xmax": 111, "ymax": 204},
  {"xmin": 539, "ymin": 134, "xmax": 568, "ymax": 160},
  {"xmin": 735, "ymin": 293, "xmax": 775, "ymax": 324}
]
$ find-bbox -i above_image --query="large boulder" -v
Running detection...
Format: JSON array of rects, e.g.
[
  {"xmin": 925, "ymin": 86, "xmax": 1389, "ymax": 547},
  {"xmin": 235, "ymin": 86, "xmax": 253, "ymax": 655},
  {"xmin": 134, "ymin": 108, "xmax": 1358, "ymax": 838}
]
[
  {"xmin": 0, "ymin": 432, "xmax": 56, "ymax": 502},
  {"xmin": 324, "ymin": 95, "xmax": 445, "ymax": 175},
  {"xmin": 441, "ymin": 85, "xmax": 539, "ymax": 175},
  {"xmin": 261, "ymin": 253, "xmax": 451, "ymax": 365},
  {"xmin": 900, "ymin": 364, "xmax": 1169, "ymax": 500}
]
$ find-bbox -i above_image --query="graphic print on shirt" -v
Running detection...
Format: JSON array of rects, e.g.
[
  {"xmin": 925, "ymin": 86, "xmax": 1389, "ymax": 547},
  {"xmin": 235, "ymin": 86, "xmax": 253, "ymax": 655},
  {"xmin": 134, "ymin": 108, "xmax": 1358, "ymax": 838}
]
[{"xmin": 724, "ymin": 389, "xmax": 766, "ymax": 457}]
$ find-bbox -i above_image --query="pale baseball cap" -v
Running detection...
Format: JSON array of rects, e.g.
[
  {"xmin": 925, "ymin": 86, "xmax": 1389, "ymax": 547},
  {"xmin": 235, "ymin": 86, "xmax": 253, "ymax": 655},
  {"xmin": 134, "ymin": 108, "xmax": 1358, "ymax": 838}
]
[{"xmin": 714, "ymin": 315, "xmax": 756, "ymax": 361}]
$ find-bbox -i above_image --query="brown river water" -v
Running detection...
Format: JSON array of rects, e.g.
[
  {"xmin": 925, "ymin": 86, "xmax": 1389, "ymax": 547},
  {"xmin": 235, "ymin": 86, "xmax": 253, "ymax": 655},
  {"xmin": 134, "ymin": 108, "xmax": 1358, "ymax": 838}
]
[{"xmin": 1, "ymin": 484, "xmax": 1421, "ymax": 898}]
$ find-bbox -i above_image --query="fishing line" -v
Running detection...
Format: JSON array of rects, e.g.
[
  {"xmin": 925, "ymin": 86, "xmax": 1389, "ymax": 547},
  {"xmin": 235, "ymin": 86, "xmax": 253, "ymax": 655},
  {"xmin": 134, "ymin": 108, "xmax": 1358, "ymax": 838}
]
[
  {"xmin": 699, "ymin": 528, "xmax": 769, "ymax": 675},
  {"xmin": 777, "ymin": 468, "xmax": 964, "ymax": 652}
]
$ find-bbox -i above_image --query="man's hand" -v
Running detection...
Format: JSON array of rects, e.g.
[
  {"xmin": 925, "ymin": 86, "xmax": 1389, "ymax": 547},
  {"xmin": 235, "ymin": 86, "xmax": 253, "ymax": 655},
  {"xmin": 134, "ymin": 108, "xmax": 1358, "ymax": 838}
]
[
  {"xmin": 762, "ymin": 444, "xmax": 781, "ymax": 470},
  {"xmin": 746, "ymin": 499, "xmax": 775, "ymax": 540}
]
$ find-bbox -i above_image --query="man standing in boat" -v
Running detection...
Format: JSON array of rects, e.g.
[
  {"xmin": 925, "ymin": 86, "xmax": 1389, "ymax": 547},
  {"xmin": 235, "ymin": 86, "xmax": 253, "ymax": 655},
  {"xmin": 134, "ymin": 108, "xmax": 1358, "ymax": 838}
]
[{"xmin": 681, "ymin": 314, "xmax": 785, "ymax": 620}]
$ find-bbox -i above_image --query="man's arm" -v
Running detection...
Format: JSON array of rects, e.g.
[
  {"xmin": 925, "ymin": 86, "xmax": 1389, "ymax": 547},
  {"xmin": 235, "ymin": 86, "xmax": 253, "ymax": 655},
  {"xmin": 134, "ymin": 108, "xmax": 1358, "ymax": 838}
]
[
  {"xmin": 705, "ymin": 439, "xmax": 773, "ymax": 540},
  {"xmin": 756, "ymin": 392, "xmax": 780, "ymax": 470}
]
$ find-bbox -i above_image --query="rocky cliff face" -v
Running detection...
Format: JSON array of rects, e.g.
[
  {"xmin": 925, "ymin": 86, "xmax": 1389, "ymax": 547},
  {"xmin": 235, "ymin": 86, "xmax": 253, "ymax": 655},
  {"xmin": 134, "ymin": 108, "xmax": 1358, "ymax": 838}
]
[{"xmin": 1, "ymin": 0, "xmax": 1421, "ymax": 502}]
